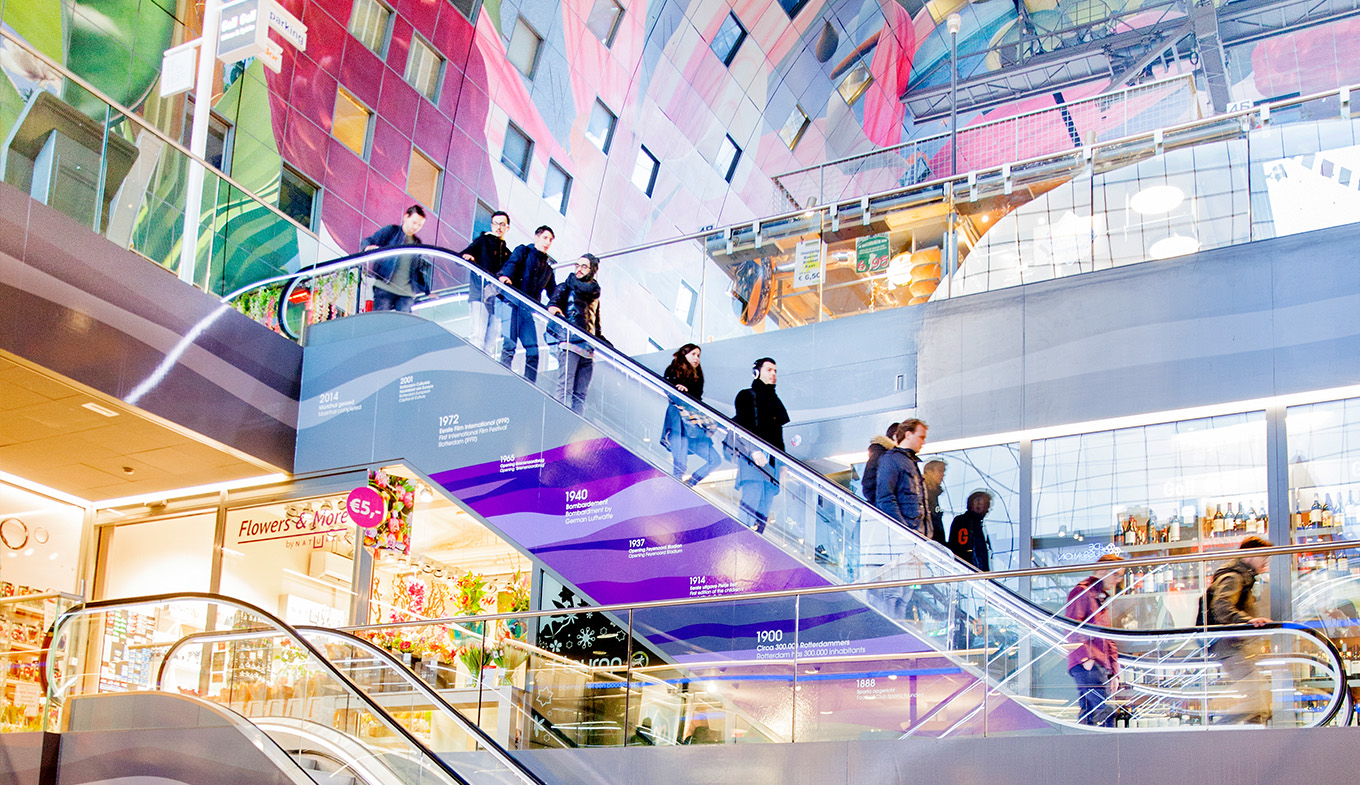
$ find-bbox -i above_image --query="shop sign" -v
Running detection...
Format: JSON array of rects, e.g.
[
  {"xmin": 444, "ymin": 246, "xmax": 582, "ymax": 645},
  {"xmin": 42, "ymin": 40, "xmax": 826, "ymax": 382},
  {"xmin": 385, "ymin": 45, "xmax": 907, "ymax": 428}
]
[
  {"xmin": 217, "ymin": 0, "xmax": 269, "ymax": 64},
  {"xmin": 235, "ymin": 510, "xmax": 351, "ymax": 544},
  {"xmin": 793, "ymin": 239, "xmax": 824, "ymax": 288},
  {"xmin": 855, "ymin": 233, "xmax": 891, "ymax": 273},
  {"xmin": 346, "ymin": 486, "xmax": 386, "ymax": 529}
]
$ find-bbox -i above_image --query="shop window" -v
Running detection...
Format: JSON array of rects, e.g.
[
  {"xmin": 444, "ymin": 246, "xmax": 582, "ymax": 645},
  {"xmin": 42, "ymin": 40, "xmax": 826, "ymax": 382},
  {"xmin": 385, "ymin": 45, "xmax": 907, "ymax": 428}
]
[
  {"xmin": 710, "ymin": 12, "xmax": 746, "ymax": 67},
  {"xmin": 501, "ymin": 122, "xmax": 533, "ymax": 181},
  {"xmin": 507, "ymin": 17, "xmax": 543, "ymax": 78},
  {"xmin": 778, "ymin": 104, "xmax": 810, "ymax": 150},
  {"xmin": 332, "ymin": 88, "xmax": 373, "ymax": 158},
  {"xmin": 404, "ymin": 34, "xmax": 444, "ymax": 102},
  {"xmin": 715, "ymin": 134, "xmax": 741, "ymax": 183},
  {"xmin": 632, "ymin": 144, "xmax": 659, "ymax": 196},
  {"xmin": 407, "ymin": 147, "xmax": 442, "ymax": 209},
  {"xmin": 586, "ymin": 0, "xmax": 624, "ymax": 46},
  {"xmin": 543, "ymin": 160, "xmax": 572, "ymax": 214},
  {"xmin": 919, "ymin": 443, "xmax": 1022, "ymax": 573},
  {"xmin": 348, "ymin": 0, "xmax": 394, "ymax": 57},
  {"xmin": 280, "ymin": 163, "xmax": 320, "ymax": 229},
  {"xmin": 1285, "ymin": 398, "xmax": 1360, "ymax": 620},
  {"xmin": 586, "ymin": 99, "xmax": 617, "ymax": 154},
  {"xmin": 1030, "ymin": 412, "xmax": 1267, "ymax": 623},
  {"xmin": 101, "ymin": 512, "xmax": 217, "ymax": 598},
  {"xmin": 837, "ymin": 61, "xmax": 873, "ymax": 107}
]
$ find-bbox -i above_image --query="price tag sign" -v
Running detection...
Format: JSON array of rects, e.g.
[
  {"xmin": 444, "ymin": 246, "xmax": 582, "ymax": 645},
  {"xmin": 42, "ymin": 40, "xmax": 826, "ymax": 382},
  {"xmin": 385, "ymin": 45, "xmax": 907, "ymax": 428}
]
[{"xmin": 345, "ymin": 486, "xmax": 386, "ymax": 528}]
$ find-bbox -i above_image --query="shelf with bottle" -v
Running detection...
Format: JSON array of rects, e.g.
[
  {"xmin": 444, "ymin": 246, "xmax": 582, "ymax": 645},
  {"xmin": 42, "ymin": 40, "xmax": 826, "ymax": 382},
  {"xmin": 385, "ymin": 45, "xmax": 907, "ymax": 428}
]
[
  {"xmin": 1292, "ymin": 487, "xmax": 1360, "ymax": 539},
  {"xmin": 1112, "ymin": 499, "xmax": 1269, "ymax": 551}
]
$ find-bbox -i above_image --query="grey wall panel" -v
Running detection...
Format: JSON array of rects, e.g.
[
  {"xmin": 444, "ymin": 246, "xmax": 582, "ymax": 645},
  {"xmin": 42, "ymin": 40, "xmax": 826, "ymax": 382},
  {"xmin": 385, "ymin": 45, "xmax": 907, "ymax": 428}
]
[
  {"xmin": 657, "ymin": 221, "xmax": 1360, "ymax": 462},
  {"xmin": 0, "ymin": 732, "xmax": 46, "ymax": 785},
  {"xmin": 0, "ymin": 182, "xmax": 301, "ymax": 471},
  {"xmin": 519, "ymin": 726, "xmax": 1360, "ymax": 785}
]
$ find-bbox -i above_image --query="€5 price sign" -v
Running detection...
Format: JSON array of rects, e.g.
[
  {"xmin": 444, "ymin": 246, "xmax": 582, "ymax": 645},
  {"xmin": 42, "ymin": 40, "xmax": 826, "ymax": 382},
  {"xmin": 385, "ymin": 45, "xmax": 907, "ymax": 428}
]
[{"xmin": 345, "ymin": 486, "xmax": 386, "ymax": 528}]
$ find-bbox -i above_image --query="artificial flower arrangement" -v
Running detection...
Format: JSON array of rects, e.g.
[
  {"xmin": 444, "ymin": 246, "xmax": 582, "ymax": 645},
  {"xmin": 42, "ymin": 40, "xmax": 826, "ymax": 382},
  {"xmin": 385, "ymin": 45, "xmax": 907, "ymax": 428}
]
[{"xmin": 363, "ymin": 469, "xmax": 415, "ymax": 554}]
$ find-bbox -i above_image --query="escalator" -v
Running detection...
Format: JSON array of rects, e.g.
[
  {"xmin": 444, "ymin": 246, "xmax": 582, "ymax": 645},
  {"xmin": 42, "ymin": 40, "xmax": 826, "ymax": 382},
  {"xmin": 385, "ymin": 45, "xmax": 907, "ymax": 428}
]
[
  {"xmin": 45, "ymin": 593, "xmax": 552, "ymax": 785},
  {"xmin": 240, "ymin": 249, "xmax": 1353, "ymax": 736}
]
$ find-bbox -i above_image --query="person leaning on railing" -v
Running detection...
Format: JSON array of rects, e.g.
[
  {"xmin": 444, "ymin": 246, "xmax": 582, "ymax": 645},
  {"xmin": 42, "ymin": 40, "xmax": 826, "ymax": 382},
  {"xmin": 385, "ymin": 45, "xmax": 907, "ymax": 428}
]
[{"xmin": 362, "ymin": 205, "xmax": 431, "ymax": 313}]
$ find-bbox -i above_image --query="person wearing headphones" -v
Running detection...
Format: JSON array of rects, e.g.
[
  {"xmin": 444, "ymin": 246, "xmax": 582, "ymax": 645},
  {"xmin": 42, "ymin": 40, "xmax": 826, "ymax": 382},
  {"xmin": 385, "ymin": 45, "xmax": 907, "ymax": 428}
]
[{"xmin": 732, "ymin": 358, "xmax": 789, "ymax": 534}]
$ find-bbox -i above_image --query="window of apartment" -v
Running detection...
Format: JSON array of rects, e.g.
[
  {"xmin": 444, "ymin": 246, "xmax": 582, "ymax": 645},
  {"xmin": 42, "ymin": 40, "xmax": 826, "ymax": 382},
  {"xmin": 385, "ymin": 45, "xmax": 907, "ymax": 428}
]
[
  {"xmin": 585, "ymin": 99, "xmax": 617, "ymax": 153},
  {"xmin": 837, "ymin": 61, "xmax": 873, "ymax": 107},
  {"xmin": 407, "ymin": 148, "xmax": 442, "ymax": 209},
  {"xmin": 332, "ymin": 88, "xmax": 373, "ymax": 158},
  {"xmin": 709, "ymin": 12, "xmax": 747, "ymax": 66},
  {"xmin": 348, "ymin": 0, "xmax": 394, "ymax": 56},
  {"xmin": 506, "ymin": 17, "xmax": 543, "ymax": 78},
  {"xmin": 543, "ymin": 160, "xmax": 572, "ymax": 214},
  {"xmin": 447, "ymin": 0, "xmax": 483, "ymax": 24},
  {"xmin": 501, "ymin": 122, "xmax": 533, "ymax": 180},
  {"xmin": 279, "ymin": 164, "xmax": 319, "ymax": 229},
  {"xmin": 181, "ymin": 98, "xmax": 233, "ymax": 174},
  {"xmin": 404, "ymin": 35, "xmax": 444, "ymax": 102},
  {"xmin": 714, "ymin": 134, "xmax": 741, "ymax": 183},
  {"xmin": 777, "ymin": 0, "xmax": 810, "ymax": 19},
  {"xmin": 472, "ymin": 200, "xmax": 495, "ymax": 236},
  {"xmin": 632, "ymin": 145, "xmax": 659, "ymax": 196},
  {"xmin": 586, "ymin": 0, "xmax": 624, "ymax": 47},
  {"xmin": 778, "ymin": 104, "xmax": 810, "ymax": 150},
  {"xmin": 674, "ymin": 280, "xmax": 697, "ymax": 325}
]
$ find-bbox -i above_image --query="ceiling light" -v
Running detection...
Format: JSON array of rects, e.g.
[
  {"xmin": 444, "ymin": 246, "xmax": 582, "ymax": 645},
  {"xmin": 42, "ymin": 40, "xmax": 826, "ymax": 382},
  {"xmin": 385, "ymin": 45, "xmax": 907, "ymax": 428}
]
[
  {"xmin": 81, "ymin": 402, "xmax": 119, "ymax": 417},
  {"xmin": 1130, "ymin": 185, "xmax": 1185, "ymax": 215},
  {"xmin": 1149, "ymin": 234, "xmax": 1200, "ymax": 259}
]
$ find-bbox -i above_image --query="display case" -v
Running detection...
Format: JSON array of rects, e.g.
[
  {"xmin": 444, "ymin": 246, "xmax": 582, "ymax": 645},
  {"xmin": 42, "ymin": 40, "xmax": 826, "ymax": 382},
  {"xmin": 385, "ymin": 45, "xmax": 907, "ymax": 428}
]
[{"xmin": 0, "ymin": 590, "xmax": 73, "ymax": 732}]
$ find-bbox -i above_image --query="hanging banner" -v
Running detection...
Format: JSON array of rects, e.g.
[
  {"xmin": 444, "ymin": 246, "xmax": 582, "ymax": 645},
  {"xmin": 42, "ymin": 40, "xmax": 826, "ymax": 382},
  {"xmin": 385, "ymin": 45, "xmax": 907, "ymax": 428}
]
[
  {"xmin": 855, "ymin": 233, "xmax": 892, "ymax": 273},
  {"xmin": 793, "ymin": 239, "xmax": 824, "ymax": 288}
]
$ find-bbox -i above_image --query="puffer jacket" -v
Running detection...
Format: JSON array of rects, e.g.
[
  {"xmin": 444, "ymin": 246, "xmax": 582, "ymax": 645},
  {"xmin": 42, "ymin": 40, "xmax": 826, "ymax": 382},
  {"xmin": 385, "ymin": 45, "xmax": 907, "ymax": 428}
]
[
  {"xmin": 861, "ymin": 434, "xmax": 896, "ymax": 505},
  {"xmin": 875, "ymin": 446, "xmax": 926, "ymax": 534},
  {"xmin": 548, "ymin": 273, "xmax": 603, "ymax": 343}
]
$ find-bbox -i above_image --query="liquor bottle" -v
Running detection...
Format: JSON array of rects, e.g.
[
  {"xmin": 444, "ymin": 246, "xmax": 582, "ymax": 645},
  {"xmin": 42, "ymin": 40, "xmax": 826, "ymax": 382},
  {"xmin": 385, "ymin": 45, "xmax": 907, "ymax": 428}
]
[
  {"xmin": 1259, "ymin": 503, "xmax": 1269, "ymax": 535},
  {"xmin": 1348, "ymin": 490, "xmax": 1358, "ymax": 526},
  {"xmin": 1323, "ymin": 493, "xmax": 1334, "ymax": 528},
  {"xmin": 1235, "ymin": 504, "xmax": 1247, "ymax": 534},
  {"xmin": 1124, "ymin": 516, "xmax": 1137, "ymax": 546},
  {"xmin": 1310, "ymin": 496, "xmax": 1323, "ymax": 527},
  {"xmin": 1334, "ymin": 493, "xmax": 1346, "ymax": 527},
  {"xmin": 1246, "ymin": 506, "xmax": 1259, "ymax": 535},
  {"xmin": 1214, "ymin": 504, "xmax": 1226, "ymax": 537},
  {"xmin": 1169, "ymin": 513, "xmax": 1182, "ymax": 542}
]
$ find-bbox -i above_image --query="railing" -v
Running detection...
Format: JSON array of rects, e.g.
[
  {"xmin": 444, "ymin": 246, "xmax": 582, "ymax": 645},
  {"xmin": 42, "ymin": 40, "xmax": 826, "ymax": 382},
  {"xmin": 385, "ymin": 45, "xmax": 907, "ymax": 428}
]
[
  {"xmin": 0, "ymin": 26, "xmax": 325, "ymax": 296},
  {"xmin": 45, "ymin": 593, "xmax": 543, "ymax": 785},
  {"xmin": 770, "ymin": 74, "xmax": 1202, "ymax": 213},
  {"xmin": 327, "ymin": 544, "xmax": 1354, "ymax": 743}
]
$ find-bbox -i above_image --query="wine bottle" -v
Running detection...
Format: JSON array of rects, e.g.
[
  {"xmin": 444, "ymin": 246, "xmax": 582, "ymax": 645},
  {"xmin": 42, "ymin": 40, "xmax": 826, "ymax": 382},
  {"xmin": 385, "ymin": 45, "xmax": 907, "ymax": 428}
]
[
  {"xmin": 1310, "ymin": 496, "xmax": 1323, "ymax": 527},
  {"xmin": 1323, "ymin": 493, "xmax": 1334, "ymax": 528}
]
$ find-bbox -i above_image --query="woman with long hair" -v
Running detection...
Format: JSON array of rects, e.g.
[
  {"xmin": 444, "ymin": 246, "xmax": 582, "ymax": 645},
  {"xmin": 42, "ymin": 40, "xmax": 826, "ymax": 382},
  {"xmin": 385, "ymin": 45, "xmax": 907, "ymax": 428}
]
[{"xmin": 661, "ymin": 343, "xmax": 722, "ymax": 486}]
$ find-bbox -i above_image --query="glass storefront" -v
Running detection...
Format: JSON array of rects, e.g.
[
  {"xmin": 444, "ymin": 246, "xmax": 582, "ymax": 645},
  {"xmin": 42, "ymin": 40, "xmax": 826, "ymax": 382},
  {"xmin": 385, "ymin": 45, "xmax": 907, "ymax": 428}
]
[
  {"xmin": 929, "ymin": 443, "xmax": 1022, "ymax": 571},
  {"xmin": 0, "ymin": 480, "xmax": 85, "ymax": 731},
  {"xmin": 1030, "ymin": 411, "xmax": 1268, "ymax": 626},
  {"xmin": 1286, "ymin": 398, "xmax": 1360, "ymax": 657}
]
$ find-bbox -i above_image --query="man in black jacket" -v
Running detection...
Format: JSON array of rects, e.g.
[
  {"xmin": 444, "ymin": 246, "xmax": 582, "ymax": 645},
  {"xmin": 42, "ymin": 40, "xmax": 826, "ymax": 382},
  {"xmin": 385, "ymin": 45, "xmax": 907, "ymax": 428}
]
[
  {"xmin": 460, "ymin": 210, "xmax": 510, "ymax": 352},
  {"xmin": 547, "ymin": 253, "xmax": 604, "ymax": 414},
  {"xmin": 733, "ymin": 358, "xmax": 789, "ymax": 534},
  {"xmin": 861, "ymin": 422, "xmax": 898, "ymax": 506},
  {"xmin": 876, "ymin": 418, "xmax": 929, "ymax": 537},
  {"xmin": 497, "ymin": 226, "xmax": 556, "ymax": 382},
  {"xmin": 361, "ymin": 205, "xmax": 430, "ymax": 312},
  {"xmin": 948, "ymin": 491, "xmax": 993, "ymax": 570}
]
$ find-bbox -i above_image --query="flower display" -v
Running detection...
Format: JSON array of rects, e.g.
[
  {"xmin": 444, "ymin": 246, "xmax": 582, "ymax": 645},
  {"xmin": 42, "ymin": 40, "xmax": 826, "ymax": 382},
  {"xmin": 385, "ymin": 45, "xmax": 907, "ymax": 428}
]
[{"xmin": 363, "ymin": 469, "xmax": 415, "ymax": 554}]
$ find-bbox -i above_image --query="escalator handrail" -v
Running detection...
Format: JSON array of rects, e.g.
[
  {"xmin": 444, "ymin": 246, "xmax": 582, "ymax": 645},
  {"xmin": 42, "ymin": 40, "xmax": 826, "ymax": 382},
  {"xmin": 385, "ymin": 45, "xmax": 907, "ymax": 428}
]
[
  {"xmin": 47, "ymin": 592, "xmax": 476, "ymax": 785},
  {"xmin": 295, "ymin": 626, "xmax": 550, "ymax": 782}
]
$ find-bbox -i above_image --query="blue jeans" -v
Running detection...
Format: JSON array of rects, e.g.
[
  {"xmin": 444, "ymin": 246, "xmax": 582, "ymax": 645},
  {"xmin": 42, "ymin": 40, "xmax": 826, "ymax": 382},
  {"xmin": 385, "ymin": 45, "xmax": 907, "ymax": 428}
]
[
  {"xmin": 499, "ymin": 304, "xmax": 540, "ymax": 382},
  {"xmin": 664, "ymin": 406, "xmax": 722, "ymax": 483},
  {"xmin": 372, "ymin": 288, "xmax": 414, "ymax": 312},
  {"xmin": 1070, "ymin": 663, "xmax": 1115, "ymax": 727},
  {"xmin": 739, "ymin": 474, "xmax": 779, "ymax": 533}
]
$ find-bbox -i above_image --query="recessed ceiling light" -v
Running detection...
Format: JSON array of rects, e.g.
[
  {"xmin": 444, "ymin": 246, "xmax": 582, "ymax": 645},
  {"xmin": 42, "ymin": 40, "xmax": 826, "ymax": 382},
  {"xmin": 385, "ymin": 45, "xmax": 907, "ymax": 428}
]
[
  {"xmin": 1130, "ymin": 185, "xmax": 1185, "ymax": 215},
  {"xmin": 81, "ymin": 402, "xmax": 119, "ymax": 417},
  {"xmin": 1149, "ymin": 234, "xmax": 1200, "ymax": 259}
]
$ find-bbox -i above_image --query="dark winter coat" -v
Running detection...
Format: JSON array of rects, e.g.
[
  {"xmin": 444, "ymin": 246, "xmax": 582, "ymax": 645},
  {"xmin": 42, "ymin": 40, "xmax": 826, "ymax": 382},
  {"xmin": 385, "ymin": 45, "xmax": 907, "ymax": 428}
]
[
  {"xmin": 498, "ymin": 243, "xmax": 556, "ymax": 304},
  {"xmin": 548, "ymin": 274, "xmax": 604, "ymax": 345},
  {"xmin": 875, "ymin": 447, "xmax": 926, "ymax": 535},
  {"xmin": 362, "ymin": 225, "xmax": 431, "ymax": 295},
  {"xmin": 733, "ymin": 379, "xmax": 789, "ymax": 486},
  {"xmin": 460, "ymin": 232, "xmax": 510, "ymax": 299},
  {"xmin": 861, "ymin": 434, "xmax": 896, "ymax": 506}
]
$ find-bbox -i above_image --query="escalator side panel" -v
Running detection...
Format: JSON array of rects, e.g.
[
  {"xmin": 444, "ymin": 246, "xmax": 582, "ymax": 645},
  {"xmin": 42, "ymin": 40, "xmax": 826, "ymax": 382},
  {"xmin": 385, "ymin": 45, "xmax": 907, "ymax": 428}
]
[{"xmin": 295, "ymin": 316, "xmax": 1052, "ymax": 736}]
